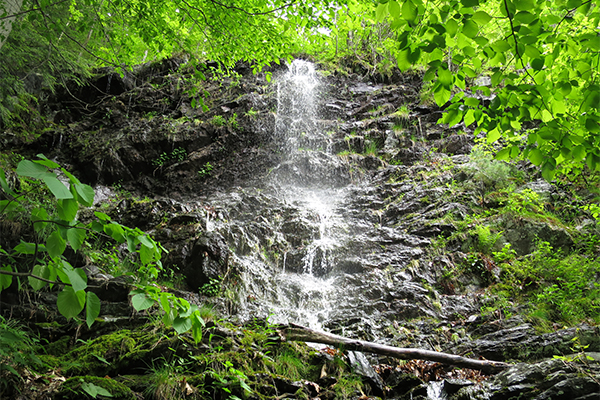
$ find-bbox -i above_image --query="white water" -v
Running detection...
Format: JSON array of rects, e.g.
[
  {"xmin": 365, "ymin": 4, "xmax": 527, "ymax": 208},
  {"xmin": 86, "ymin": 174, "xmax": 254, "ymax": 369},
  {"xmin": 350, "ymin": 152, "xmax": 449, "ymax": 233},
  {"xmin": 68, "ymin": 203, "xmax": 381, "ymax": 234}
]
[
  {"xmin": 251, "ymin": 60, "xmax": 347, "ymax": 328},
  {"xmin": 275, "ymin": 59, "xmax": 319, "ymax": 153}
]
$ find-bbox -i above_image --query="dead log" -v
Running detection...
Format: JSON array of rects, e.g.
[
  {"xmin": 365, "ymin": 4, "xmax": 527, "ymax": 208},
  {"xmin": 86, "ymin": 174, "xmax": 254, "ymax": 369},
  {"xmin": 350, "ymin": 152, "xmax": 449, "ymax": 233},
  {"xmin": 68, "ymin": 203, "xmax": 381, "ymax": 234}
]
[{"xmin": 277, "ymin": 324, "xmax": 511, "ymax": 374}]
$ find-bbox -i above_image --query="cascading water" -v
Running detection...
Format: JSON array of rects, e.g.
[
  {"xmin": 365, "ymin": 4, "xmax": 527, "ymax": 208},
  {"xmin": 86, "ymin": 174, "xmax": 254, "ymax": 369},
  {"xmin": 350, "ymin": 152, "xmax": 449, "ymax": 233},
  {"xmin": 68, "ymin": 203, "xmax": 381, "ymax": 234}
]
[
  {"xmin": 275, "ymin": 60, "xmax": 320, "ymax": 153},
  {"xmin": 229, "ymin": 60, "xmax": 352, "ymax": 329}
]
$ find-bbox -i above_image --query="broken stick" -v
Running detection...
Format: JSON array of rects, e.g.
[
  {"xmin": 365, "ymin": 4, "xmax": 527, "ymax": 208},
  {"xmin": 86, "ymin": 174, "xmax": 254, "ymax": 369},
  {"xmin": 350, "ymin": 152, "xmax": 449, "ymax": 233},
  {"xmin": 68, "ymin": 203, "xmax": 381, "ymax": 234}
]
[{"xmin": 277, "ymin": 323, "xmax": 511, "ymax": 373}]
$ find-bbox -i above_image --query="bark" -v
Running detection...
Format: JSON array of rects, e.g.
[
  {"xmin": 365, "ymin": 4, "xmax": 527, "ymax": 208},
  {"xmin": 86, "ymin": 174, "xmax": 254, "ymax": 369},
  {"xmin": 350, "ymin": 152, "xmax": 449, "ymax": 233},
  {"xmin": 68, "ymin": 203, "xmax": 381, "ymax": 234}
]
[
  {"xmin": 277, "ymin": 324, "xmax": 511, "ymax": 374},
  {"xmin": 0, "ymin": 0, "xmax": 24, "ymax": 51}
]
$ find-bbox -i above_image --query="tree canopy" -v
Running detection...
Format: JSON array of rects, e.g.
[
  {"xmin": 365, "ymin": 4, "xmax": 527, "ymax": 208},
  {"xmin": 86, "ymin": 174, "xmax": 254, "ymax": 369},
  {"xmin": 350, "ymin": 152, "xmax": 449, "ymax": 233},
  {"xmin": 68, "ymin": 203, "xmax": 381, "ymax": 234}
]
[{"xmin": 0, "ymin": 0, "xmax": 599, "ymax": 178}]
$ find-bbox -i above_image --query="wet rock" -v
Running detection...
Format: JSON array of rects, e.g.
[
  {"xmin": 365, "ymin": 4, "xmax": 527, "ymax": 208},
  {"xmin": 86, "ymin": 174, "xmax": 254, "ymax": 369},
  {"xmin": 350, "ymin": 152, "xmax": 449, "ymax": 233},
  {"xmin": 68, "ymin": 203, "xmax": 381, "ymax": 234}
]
[
  {"xmin": 183, "ymin": 232, "xmax": 230, "ymax": 291},
  {"xmin": 88, "ymin": 275, "xmax": 134, "ymax": 302},
  {"xmin": 501, "ymin": 218, "xmax": 574, "ymax": 255},
  {"xmin": 383, "ymin": 370, "xmax": 422, "ymax": 396},
  {"xmin": 455, "ymin": 355, "xmax": 600, "ymax": 400},
  {"xmin": 347, "ymin": 351, "xmax": 385, "ymax": 396},
  {"xmin": 448, "ymin": 323, "xmax": 600, "ymax": 362}
]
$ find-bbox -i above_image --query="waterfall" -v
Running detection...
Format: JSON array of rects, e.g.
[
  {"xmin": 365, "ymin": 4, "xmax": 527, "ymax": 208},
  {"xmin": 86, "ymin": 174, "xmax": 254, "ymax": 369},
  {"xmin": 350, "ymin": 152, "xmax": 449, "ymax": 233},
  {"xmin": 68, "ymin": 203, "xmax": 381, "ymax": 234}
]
[
  {"xmin": 229, "ymin": 60, "xmax": 351, "ymax": 329},
  {"xmin": 275, "ymin": 59, "xmax": 319, "ymax": 153}
]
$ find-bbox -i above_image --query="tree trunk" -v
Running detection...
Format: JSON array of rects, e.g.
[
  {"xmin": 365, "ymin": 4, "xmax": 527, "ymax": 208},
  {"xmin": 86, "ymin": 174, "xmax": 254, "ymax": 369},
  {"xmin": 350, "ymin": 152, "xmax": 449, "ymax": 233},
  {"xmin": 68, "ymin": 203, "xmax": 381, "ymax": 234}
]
[
  {"xmin": 277, "ymin": 324, "xmax": 511, "ymax": 374},
  {"xmin": 0, "ymin": 0, "xmax": 24, "ymax": 51}
]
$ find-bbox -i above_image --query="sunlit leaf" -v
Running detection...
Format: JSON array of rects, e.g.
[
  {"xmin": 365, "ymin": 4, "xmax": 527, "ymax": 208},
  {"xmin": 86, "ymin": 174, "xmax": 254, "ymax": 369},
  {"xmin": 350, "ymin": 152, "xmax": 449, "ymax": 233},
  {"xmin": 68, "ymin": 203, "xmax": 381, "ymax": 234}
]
[
  {"xmin": 173, "ymin": 316, "xmax": 192, "ymax": 334},
  {"xmin": 75, "ymin": 183, "xmax": 95, "ymax": 207},
  {"xmin": 131, "ymin": 293, "xmax": 154, "ymax": 311},
  {"xmin": 43, "ymin": 175, "xmax": 73, "ymax": 199},
  {"xmin": 16, "ymin": 160, "xmax": 49, "ymax": 179}
]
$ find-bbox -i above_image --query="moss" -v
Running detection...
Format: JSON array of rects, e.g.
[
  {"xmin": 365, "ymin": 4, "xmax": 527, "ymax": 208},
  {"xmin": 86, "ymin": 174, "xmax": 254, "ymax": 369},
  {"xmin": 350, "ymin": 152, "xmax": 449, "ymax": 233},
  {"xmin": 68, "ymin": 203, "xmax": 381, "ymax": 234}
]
[
  {"xmin": 43, "ymin": 335, "xmax": 71, "ymax": 356},
  {"xmin": 55, "ymin": 376, "xmax": 136, "ymax": 400},
  {"xmin": 59, "ymin": 326, "xmax": 189, "ymax": 376}
]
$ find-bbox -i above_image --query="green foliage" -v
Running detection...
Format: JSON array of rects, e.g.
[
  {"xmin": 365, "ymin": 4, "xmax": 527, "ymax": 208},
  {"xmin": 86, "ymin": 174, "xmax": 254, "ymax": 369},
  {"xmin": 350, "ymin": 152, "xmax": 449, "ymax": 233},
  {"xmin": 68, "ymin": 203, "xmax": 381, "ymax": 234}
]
[
  {"xmin": 228, "ymin": 113, "xmax": 239, "ymax": 130},
  {"xmin": 0, "ymin": 156, "xmax": 207, "ymax": 340},
  {"xmin": 152, "ymin": 148, "xmax": 187, "ymax": 167},
  {"xmin": 495, "ymin": 241, "xmax": 600, "ymax": 326},
  {"xmin": 57, "ymin": 376, "xmax": 135, "ymax": 400},
  {"xmin": 200, "ymin": 277, "xmax": 222, "ymax": 297},
  {"xmin": 470, "ymin": 224, "xmax": 502, "ymax": 254},
  {"xmin": 211, "ymin": 115, "xmax": 226, "ymax": 127},
  {"xmin": 364, "ymin": 140, "xmax": 379, "ymax": 156},
  {"xmin": 0, "ymin": 317, "xmax": 43, "ymax": 393},
  {"xmin": 370, "ymin": 0, "xmax": 600, "ymax": 180},
  {"xmin": 464, "ymin": 146, "xmax": 522, "ymax": 190},
  {"xmin": 198, "ymin": 162, "xmax": 214, "ymax": 178}
]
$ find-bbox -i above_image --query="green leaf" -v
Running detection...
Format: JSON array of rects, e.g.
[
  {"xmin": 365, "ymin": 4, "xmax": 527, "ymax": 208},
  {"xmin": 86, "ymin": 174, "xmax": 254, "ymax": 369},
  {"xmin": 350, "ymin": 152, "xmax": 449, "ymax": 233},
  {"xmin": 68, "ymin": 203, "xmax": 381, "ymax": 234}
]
[
  {"xmin": 67, "ymin": 227, "xmax": 86, "ymax": 252},
  {"xmin": 487, "ymin": 127, "xmax": 501, "ymax": 143},
  {"xmin": 492, "ymin": 40, "xmax": 511, "ymax": 52},
  {"xmin": 446, "ymin": 18, "xmax": 458, "ymax": 36},
  {"xmin": 75, "ymin": 183, "xmax": 95, "ymax": 207},
  {"xmin": 29, "ymin": 264, "xmax": 50, "ymax": 291},
  {"xmin": 34, "ymin": 155, "xmax": 60, "ymax": 169},
  {"xmin": 572, "ymin": 145, "xmax": 586, "ymax": 162},
  {"xmin": 464, "ymin": 109, "xmax": 476, "ymax": 126},
  {"xmin": 46, "ymin": 230, "xmax": 67, "ymax": 258},
  {"xmin": 541, "ymin": 159, "xmax": 556, "ymax": 181},
  {"xmin": 131, "ymin": 293, "xmax": 154, "ymax": 311},
  {"xmin": 433, "ymin": 83, "xmax": 451, "ymax": 106},
  {"xmin": 528, "ymin": 148, "xmax": 544, "ymax": 166},
  {"xmin": 86, "ymin": 292, "xmax": 101, "ymax": 328},
  {"xmin": 160, "ymin": 292, "xmax": 171, "ymax": 312},
  {"xmin": 64, "ymin": 268, "xmax": 87, "ymax": 292},
  {"xmin": 57, "ymin": 286, "xmax": 85, "ymax": 320},
  {"xmin": 541, "ymin": 110, "xmax": 553, "ymax": 123},
  {"xmin": 388, "ymin": 0, "xmax": 400, "ymax": 17},
  {"xmin": 94, "ymin": 211, "xmax": 111, "ymax": 221},
  {"xmin": 460, "ymin": 0, "xmax": 478, "ymax": 6},
  {"xmin": 531, "ymin": 58, "xmax": 544, "ymax": 71},
  {"xmin": 57, "ymin": 198, "xmax": 78, "ymax": 221},
  {"xmin": 495, "ymin": 148, "xmax": 511, "ymax": 161},
  {"xmin": 585, "ymin": 117, "xmax": 600, "ymax": 133},
  {"xmin": 514, "ymin": 11, "xmax": 536, "ymax": 24},
  {"xmin": 104, "ymin": 223, "xmax": 126, "ymax": 243},
  {"xmin": 43, "ymin": 175, "xmax": 73, "ymax": 199},
  {"xmin": 472, "ymin": 11, "xmax": 492, "ymax": 24},
  {"xmin": 16, "ymin": 160, "xmax": 49, "ymax": 179},
  {"xmin": 31, "ymin": 207, "xmax": 49, "ymax": 232},
  {"xmin": 0, "ymin": 171, "xmax": 15, "ymax": 197},
  {"xmin": 137, "ymin": 235, "xmax": 154, "ymax": 248},
  {"xmin": 1, "ymin": 265, "xmax": 13, "ymax": 290},
  {"xmin": 375, "ymin": 2, "xmax": 387, "ymax": 21},
  {"xmin": 461, "ymin": 19, "xmax": 479, "ymax": 38},
  {"xmin": 82, "ymin": 382, "xmax": 113, "ymax": 398},
  {"xmin": 401, "ymin": 0, "xmax": 417, "ymax": 22},
  {"xmin": 515, "ymin": 0, "xmax": 534, "ymax": 10},
  {"xmin": 140, "ymin": 244, "xmax": 154, "ymax": 265},
  {"xmin": 173, "ymin": 316, "xmax": 192, "ymax": 334},
  {"xmin": 396, "ymin": 49, "xmax": 411, "ymax": 71},
  {"xmin": 14, "ymin": 241, "xmax": 40, "ymax": 255},
  {"xmin": 438, "ymin": 67, "xmax": 453, "ymax": 87}
]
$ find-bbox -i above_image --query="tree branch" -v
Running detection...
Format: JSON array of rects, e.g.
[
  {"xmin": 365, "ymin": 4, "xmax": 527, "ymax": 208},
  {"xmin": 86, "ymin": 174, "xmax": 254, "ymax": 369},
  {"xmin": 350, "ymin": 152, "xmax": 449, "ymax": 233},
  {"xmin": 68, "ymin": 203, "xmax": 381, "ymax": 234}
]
[
  {"xmin": 277, "ymin": 324, "xmax": 511, "ymax": 374},
  {"xmin": 0, "ymin": 269, "xmax": 101, "ymax": 288}
]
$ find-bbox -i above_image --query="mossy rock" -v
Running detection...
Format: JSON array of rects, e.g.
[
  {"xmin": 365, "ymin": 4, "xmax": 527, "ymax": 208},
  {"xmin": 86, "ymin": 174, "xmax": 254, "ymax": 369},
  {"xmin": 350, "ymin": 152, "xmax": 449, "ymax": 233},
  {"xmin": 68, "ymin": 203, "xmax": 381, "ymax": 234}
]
[
  {"xmin": 60, "ymin": 326, "xmax": 193, "ymax": 376},
  {"xmin": 54, "ymin": 376, "xmax": 136, "ymax": 400}
]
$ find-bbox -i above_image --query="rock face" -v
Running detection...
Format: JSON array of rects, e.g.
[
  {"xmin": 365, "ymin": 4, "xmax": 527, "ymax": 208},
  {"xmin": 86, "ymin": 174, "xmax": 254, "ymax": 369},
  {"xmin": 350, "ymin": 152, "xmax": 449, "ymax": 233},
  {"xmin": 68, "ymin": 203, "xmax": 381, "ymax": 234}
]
[
  {"xmin": 184, "ymin": 232, "xmax": 230, "ymax": 291},
  {"xmin": 3, "ymin": 58, "xmax": 599, "ymax": 400}
]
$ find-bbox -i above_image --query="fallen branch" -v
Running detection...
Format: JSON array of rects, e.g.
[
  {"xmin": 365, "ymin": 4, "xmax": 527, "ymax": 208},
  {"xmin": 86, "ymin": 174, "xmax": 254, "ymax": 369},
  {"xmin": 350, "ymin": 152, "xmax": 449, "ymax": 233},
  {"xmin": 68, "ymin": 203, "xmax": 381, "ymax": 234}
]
[{"xmin": 277, "ymin": 324, "xmax": 511, "ymax": 374}]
